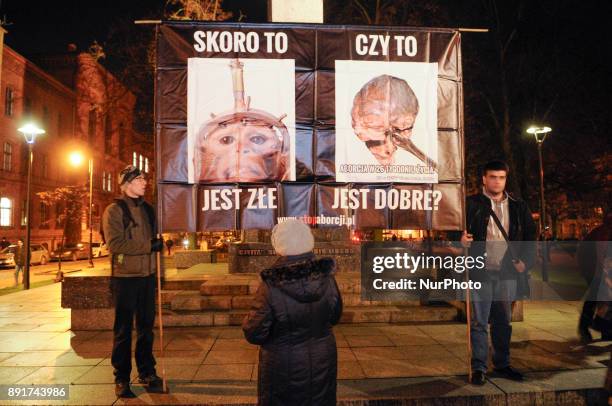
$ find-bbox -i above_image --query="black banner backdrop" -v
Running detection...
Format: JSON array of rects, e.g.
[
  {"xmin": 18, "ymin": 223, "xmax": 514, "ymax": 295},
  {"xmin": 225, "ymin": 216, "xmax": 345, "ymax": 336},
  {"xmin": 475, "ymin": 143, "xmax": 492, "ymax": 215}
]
[{"xmin": 155, "ymin": 21, "xmax": 464, "ymax": 232}]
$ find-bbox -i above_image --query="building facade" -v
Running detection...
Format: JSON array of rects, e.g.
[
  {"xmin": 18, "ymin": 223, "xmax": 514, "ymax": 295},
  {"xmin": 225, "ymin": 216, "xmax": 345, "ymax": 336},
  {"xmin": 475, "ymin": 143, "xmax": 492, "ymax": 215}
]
[
  {"xmin": 0, "ymin": 45, "xmax": 76, "ymax": 249},
  {"xmin": 0, "ymin": 39, "xmax": 154, "ymax": 251}
]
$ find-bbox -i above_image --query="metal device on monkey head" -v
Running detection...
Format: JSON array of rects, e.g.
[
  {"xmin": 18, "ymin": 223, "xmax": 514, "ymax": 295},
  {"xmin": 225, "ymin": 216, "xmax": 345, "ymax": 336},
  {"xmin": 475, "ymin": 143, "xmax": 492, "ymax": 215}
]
[{"xmin": 194, "ymin": 59, "xmax": 290, "ymax": 183}]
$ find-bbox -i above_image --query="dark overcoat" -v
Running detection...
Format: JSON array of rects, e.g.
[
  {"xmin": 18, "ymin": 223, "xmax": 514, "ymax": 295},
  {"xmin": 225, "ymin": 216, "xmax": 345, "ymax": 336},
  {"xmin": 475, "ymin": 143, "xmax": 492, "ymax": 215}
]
[{"xmin": 242, "ymin": 253, "xmax": 343, "ymax": 406}]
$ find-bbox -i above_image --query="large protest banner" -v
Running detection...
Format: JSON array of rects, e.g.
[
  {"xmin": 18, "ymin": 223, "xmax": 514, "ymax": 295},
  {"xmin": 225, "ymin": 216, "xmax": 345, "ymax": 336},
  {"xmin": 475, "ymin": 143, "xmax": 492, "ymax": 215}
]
[{"xmin": 155, "ymin": 21, "xmax": 464, "ymax": 231}]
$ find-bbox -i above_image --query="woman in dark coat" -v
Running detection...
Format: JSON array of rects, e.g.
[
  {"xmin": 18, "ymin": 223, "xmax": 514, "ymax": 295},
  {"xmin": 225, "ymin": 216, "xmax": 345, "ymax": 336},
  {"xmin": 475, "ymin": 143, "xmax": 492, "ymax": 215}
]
[{"xmin": 242, "ymin": 219, "xmax": 343, "ymax": 406}]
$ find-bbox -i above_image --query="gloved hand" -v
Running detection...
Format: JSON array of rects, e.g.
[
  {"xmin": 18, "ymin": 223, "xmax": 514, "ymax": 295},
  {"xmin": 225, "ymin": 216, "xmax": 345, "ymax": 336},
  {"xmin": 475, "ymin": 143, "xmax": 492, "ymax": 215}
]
[{"xmin": 151, "ymin": 238, "xmax": 164, "ymax": 253}]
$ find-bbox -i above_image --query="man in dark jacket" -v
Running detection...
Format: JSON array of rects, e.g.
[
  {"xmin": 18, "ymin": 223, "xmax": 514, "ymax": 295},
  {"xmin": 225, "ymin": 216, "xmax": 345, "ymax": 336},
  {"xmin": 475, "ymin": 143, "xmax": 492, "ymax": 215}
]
[
  {"xmin": 459, "ymin": 160, "xmax": 536, "ymax": 385},
  {"xmin": 1, "ymin": 237, "xmax": 11, "ymax": 250},
  {"xmin": 14, "ymin": 239, "xmax": 26, "ymax": 286},
  {"xmin": 102, "ymin": 165, "xmax": 164, "ymax": 398},
  {"xmin": 243, "ymin": 219, "xmax": 343, "ymax": 406}
]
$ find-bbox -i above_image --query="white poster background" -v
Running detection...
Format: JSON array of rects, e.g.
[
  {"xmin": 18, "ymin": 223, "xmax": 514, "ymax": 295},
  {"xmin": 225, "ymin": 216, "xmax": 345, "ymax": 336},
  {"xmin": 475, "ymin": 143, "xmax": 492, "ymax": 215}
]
[
  {"xmin": 187, "ymin": 58, "xmax": 296, "ymax": 183},
  {"xmin": 335, "ymin": 60, "xmax": 438, "ymax": 183}
]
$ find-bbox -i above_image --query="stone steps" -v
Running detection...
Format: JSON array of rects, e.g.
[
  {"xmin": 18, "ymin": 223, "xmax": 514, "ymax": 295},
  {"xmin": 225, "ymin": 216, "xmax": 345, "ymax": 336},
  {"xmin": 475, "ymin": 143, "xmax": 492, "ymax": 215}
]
[
  {"xmin": 157, "ymin": 273, "xmax": 458, "ymax": 327},
  {"xmin": 166, "ymin": 290, "xmax": 423, "ymax": 311},
  {"xmin": 340, "ymin": 304, "xmax": 458, "ymax": 323},
  {"xmin": 163, "ymin": 273, "xmax": 368, "ymax": 294},
  {"xmin": 162, "ymin": 278, "xmax": 207, "ymax": 291},
  {"xmin": 158, "ymin": 303, "xmax": 458, "ymax": 327}
]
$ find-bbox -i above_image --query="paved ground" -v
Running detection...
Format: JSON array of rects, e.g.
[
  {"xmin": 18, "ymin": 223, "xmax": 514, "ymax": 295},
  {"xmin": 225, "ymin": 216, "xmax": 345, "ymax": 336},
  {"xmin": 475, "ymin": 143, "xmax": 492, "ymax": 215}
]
[
  {"xmin": 0, "ymin": 283, "xmax": 609, "ymax": 404},
  {"xmin": 0, "ymin": 257, "xmax": 110, "ymax": 291}
]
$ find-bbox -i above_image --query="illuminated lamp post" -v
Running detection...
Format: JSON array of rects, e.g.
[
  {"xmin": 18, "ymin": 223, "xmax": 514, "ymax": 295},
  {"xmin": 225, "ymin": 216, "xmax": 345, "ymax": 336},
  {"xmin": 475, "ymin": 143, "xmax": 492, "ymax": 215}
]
[
  {"xmin": 526, "ymin": 125, "xmax": 552, "ymax": 282},
  {"xmin": 18, "ymin": 123, "xmax": 45, "ymax": 290}
]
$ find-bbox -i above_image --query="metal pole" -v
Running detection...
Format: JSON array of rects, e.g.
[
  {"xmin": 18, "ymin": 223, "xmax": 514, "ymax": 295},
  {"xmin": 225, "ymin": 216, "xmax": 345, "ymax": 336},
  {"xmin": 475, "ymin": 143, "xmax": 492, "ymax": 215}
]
[
  {"xmin": 464, "ymin": 249, "xmax": 472, "ymax": 382},
  {"xmin": 88, "ymin": 158, "xmax": 94, "ymax": 267},
  {"xmin": 24, "ymin": 143, "xmax": 33, "ymax": 290},
  {"xmin": 153, "ymin": 24, "xmax": 167, "ymax": 393},
  {"xmin": 537, "ymin": 141, "xmax": 548, "ymax": 282},
  {"xmin": 156, "ymin": 240, "xmax": 167, "ymax": 393},
  {"xmin": 453, "ymin": 29, "xmax": 471, "ymax": 382}
]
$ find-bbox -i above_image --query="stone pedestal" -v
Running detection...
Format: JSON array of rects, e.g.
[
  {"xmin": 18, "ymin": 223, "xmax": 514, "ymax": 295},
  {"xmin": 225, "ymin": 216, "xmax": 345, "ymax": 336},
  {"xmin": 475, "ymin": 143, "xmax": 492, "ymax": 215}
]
[
  {"xmin": 173, "ymin": 249, "xmax": 215, "ymax": 268},
  {"xmin": 62, "ymin": 271, "xmax": 114, "ymax": 330},
  {"xmin": 228, "ymin": 241, "xmax": 359, "ymax": 274}
]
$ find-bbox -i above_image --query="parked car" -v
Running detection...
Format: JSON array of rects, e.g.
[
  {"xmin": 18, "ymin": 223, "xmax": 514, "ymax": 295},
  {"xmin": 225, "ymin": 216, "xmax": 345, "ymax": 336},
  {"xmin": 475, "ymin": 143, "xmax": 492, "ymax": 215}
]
[
  {"xmin": 50, "ymin": 243, "xmax": 91, "ymax": 261},
  {"xmin": 91, "ymin": 242, "xmax": 109, "ymax": 258},
  {"xmin": 0, "ymin": 244, "xmax": 50, "ymax": 267}
]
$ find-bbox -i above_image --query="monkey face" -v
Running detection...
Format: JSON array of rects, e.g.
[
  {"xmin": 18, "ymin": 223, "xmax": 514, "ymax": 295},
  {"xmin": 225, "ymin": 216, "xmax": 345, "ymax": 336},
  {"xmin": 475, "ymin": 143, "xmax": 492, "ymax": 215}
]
[{"xmin": 197, "ymin": 119, "xmax": 287, "ymax": 182}]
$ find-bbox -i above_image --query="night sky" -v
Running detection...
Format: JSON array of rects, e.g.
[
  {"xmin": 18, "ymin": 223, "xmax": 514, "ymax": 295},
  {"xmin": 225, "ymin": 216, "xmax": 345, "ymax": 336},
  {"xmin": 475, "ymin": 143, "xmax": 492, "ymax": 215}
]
[
  {"xmin": 1, "ymin": 0, "xmax": 609, "ymax": 206},
  {"xmin": 1, "ymin": 0, "xmax": 267, "ymax": 54}
]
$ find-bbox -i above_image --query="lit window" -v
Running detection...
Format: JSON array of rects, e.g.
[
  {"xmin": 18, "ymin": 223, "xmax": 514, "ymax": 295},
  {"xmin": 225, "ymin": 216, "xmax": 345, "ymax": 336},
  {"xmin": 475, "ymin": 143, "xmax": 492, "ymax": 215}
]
[
  {"xmin": 0, "ymin": 197, "xmax": 12, "ymax": 227},
  {"xmin": 139, "ymin": 154, "xmax": 143, "ymax": 171},
  {"xmin": 133, "ymin": 152, "xmax": 137, "ymax": 166},
  {"xmin": 102, "ymin": 171, "xmax": 112, "ymax": 192},
  {"xmin": 145, "ymin": 157, "xmax": 149, "ymax": 173},
  {"xmin": 4, "ymin": 87, "xmax": 14, "ymax": 117},
  {"xmin": 21, "ymin": 199, "xmax": 27, "ymax": 227},
  {"xmin": 3, "ymin": 142, "xmax": 12, "ymax": 171}
]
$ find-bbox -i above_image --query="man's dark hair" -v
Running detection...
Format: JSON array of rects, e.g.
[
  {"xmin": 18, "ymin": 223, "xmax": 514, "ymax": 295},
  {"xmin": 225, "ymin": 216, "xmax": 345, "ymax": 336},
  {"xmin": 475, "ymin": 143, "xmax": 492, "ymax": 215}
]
[{"xmin": 482, "ymin": 160, "xmax": 510, "ymax": 176}]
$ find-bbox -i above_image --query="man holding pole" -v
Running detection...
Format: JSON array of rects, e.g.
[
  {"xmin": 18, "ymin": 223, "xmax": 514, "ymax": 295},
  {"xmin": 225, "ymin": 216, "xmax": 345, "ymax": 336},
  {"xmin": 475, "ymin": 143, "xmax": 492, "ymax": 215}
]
[
  {"xmin": 102, "ymin": 165, "xmax": 164, "ymax": 398},
  {"xmin": 460, "ymin": 160, "xmax": 536, "ymax": 385}
]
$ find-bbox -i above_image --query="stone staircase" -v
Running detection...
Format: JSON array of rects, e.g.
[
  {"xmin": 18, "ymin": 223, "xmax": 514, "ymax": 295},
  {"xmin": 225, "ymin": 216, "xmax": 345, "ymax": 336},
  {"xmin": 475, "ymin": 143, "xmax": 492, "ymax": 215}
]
[{"xmin": 159, "ymin": 273, "xmax": 460, "ymax": 327}]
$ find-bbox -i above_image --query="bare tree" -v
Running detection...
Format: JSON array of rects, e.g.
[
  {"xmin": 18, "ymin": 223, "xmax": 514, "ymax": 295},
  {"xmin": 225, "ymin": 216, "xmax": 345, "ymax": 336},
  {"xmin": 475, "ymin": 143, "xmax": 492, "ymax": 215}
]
[
  {"xmin": 38, "ymin": 186, "xmax": 88, "ymax": 280},
  {"xmin": 165, "ymin": 0, "xmax": 233, "ymax": 21}
]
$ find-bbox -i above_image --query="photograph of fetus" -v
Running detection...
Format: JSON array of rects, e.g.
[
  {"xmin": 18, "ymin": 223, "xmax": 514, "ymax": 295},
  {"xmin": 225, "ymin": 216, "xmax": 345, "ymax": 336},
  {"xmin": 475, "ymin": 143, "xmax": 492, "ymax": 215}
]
[
  {"xmin": 335, "ymin": 60, "xmax": 439, "ymax": 183},
  {"xmin": 187, "ymin": 57, "xmax": 296, "ymax": 183}
]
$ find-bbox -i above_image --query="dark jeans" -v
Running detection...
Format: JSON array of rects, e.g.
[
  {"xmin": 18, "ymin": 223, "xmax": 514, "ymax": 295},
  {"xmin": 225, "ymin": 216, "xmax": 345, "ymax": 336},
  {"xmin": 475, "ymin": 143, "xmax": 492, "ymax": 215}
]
[
  {"xmin": 580, "ymin": 301, "xmax": 597, "ymax": 331},
  {"xmin": 111, "ymin": 275, "xmax": 157, "ymax": 383},
  {"xmin": 470, "ymin": 276, "xmax": 516, "ymax": 372},
  {"xmin": 580, "ymin": 277, "xmax": 601, "ymax": 331}
]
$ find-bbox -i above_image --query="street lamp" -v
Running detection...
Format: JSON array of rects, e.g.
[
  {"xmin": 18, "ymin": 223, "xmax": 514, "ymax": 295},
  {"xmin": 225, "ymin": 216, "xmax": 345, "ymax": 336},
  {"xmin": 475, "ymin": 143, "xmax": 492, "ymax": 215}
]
[
  {"xmin": 18, "ymin": 123, "xmax": 45, "ymax": 290},
  {"xmin": 69, "ymin": 151, "xmax": 94, "ymax": 268},
  {"xmin": 527, "ymin": 125, "xmax": 552, "ymax": 282}
]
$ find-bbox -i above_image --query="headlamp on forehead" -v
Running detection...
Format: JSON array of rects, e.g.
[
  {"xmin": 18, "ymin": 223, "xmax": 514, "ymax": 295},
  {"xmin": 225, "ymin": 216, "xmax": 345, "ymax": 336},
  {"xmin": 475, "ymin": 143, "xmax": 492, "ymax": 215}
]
[{"xmin": 119, "ymin": 165, "xmax": 143, "ymax": 185}]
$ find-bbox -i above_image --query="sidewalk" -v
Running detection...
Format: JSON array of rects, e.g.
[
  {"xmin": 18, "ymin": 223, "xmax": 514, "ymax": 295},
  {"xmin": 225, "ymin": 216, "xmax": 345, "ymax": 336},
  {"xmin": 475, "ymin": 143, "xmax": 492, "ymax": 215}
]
[
  {"xmin": 0, "ymin": 257, "xmax": 110, "ymax": 292},
  {"xmin": 0, "ymin": 284, "xmax": 609, "ymax": 405}
]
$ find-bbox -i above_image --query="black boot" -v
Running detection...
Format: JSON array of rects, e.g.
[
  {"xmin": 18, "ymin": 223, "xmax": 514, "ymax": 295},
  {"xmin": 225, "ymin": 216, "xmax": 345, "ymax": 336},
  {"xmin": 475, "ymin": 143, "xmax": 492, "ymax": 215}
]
[
  {"xmin": 470, "ymin": 370, "xmax": 486, "ymax": 385},
  {"xmin": 494, "ymin": 366, "xmax": 524, "ymax": 381},
  {"xmin": 115, "ymin": 381, "xmax": 136, "ymax": 398},
  {"xmin": 139, "ymin": 373, "xmax": 164, "ymax": 392},
  {"xmin": 579, "ymin": 325, "xmax": 594, "ymax": 343}
]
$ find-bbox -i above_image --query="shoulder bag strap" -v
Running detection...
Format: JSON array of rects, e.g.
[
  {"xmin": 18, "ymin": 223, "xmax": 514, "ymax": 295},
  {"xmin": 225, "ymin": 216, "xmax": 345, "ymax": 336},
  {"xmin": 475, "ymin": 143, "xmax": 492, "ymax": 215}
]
[{"xmin": 487, "ymin": 205, "xmax": 520, "ymax": 262}]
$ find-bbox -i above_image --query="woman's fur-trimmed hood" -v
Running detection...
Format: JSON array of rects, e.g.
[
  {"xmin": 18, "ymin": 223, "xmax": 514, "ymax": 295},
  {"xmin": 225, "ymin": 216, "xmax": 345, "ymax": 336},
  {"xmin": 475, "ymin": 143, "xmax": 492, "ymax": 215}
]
[{"xmin": 261, "ymin": 256, "xmax": 336, "ymax": 303}]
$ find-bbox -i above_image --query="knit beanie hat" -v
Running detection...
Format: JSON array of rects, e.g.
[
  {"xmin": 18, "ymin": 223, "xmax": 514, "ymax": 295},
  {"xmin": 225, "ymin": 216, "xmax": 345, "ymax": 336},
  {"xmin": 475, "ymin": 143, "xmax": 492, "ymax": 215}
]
[{"xmin": 271, "ymin": 219, "xmax": 314, "ymax": 256}]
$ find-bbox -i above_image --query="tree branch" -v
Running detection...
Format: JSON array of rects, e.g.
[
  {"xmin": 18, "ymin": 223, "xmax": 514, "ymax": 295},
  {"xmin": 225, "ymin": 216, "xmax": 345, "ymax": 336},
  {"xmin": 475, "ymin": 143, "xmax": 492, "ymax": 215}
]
[
  {"xmin": 481, "ymin": 92, "xmax": 501, "ymax": 131},
  {"xmin": 352, "ymin": 0, "xmax": 372, "ymax": 25}
]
